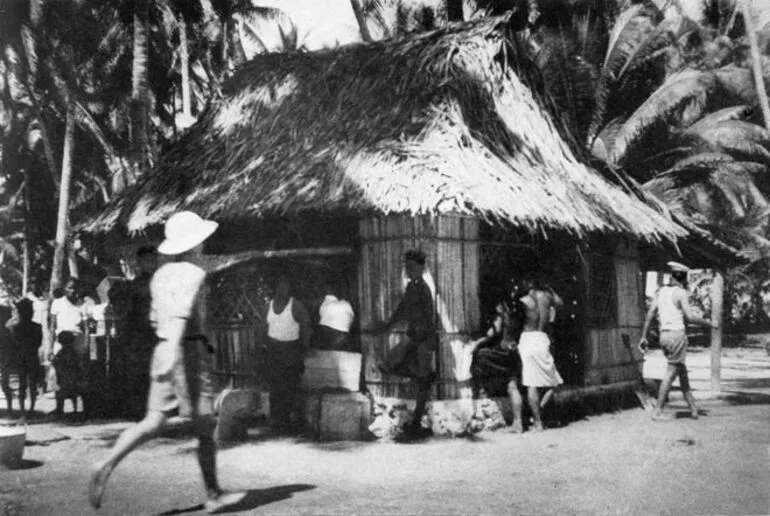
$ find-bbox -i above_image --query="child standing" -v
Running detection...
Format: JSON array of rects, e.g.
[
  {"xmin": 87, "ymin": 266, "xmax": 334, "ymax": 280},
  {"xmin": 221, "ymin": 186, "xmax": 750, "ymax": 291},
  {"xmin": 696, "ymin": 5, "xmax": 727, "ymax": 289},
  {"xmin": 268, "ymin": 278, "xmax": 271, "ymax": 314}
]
[
  {"xmin": 9, "ymin": 299, "xmax": 43, "ymax": 419},
  {"xmin": 52, "ymin": 331, "xmax": 85, "ymax": 418}
]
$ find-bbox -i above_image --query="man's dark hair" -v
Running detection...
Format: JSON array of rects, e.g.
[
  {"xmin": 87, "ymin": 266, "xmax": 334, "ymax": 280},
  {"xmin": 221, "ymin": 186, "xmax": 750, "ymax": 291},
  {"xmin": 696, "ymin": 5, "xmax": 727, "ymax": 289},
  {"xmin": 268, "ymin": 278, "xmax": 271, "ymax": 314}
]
[
  {"xmin": 15, "ymin": 298, "xmax": 33, "ymax": 319},
  {"xmin": 404, "ymin": 249, "xmax": 426, "ymax": 266},
  {"xmin": 671, "ymin": 270, "xmax": 688, "ymax": 286}
]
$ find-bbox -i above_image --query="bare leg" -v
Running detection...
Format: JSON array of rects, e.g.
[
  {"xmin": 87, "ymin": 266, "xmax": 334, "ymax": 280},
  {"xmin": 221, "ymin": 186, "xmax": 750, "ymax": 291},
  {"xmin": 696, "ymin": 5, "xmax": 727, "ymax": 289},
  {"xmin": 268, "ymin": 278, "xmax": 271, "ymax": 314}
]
[
  {"xmin": 540, "ymin": 388, "xmax": 554, "ymax": 409},
  {"xmin": 412, "ymin": 379, "xmax": 431, "ymax": 430},
  {"xmin": 527, "ymin": 386, "xmax": 544, "ymax": 431},
  {"xmin": 654, "ymin": 364, "xmax": 678, "ymax": 419},
  {"xmin": 507, "ymin": 380, "xmax": 523, "ymax": 433},
  {"xmin": 198, "ymin": 414, "xmax": 248, "ymax": 513},
  {"xmin": 89, "ymin": 410, "xmax": 167, "ymax": 509},
  {"xmin": 678, "ymin": 365, "xmax": 698, "ymax": 419},
  {"xmin": 19, "ymin": 371, "xmax": 27, "ymax": 416},
  {"xmin": 195, "ymin": 415, "xmax": 221, "ymax": 498}
]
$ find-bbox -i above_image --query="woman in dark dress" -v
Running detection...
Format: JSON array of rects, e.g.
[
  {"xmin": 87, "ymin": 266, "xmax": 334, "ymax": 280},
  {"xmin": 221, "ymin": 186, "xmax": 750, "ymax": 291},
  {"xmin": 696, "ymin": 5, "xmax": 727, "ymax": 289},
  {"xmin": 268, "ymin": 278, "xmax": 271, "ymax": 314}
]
[{"xmin": 470, "ymin": 286, "xmax": 526, "ymax": 433}]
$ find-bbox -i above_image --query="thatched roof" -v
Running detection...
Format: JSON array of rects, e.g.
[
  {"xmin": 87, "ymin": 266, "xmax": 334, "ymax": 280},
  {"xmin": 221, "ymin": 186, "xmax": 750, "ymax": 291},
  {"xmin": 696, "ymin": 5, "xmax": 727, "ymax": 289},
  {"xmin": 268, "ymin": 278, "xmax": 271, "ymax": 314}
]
[{"xmin": 81, "ymin": 16, "xmax": 685, "ymax": 243}]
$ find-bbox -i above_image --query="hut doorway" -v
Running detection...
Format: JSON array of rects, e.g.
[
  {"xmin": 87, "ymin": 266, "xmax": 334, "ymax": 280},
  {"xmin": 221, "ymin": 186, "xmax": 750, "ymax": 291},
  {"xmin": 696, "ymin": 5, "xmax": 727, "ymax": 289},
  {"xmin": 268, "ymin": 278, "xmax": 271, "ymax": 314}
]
[
  {"xmin": 207, "ymin": 254, "xmax": 359, "ymax": 390},
  {"xmin": 479, "ymin": 227, "xmax": 586, "ymax": 386}
]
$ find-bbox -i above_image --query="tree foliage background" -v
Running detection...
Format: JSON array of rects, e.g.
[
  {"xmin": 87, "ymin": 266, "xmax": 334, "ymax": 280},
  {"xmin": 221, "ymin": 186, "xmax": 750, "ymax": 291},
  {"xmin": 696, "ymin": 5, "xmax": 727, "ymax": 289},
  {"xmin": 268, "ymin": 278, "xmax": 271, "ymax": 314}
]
[{"xmin": 2, "ymin": 0, "xmax": 770, "ymax": 330}]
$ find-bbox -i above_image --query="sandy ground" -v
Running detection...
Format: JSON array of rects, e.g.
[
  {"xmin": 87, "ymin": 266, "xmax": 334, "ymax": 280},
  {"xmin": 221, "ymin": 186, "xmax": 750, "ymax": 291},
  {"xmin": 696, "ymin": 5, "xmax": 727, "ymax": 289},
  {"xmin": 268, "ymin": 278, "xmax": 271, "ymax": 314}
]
[{"xmin": 2, "ymin": 342, "xmax": 770, "ymax": 516}]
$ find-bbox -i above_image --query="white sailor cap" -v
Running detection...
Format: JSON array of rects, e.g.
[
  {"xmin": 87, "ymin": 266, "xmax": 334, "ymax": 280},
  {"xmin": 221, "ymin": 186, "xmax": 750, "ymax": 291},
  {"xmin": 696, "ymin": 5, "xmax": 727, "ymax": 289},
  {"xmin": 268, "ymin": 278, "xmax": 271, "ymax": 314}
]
[{"xmin": 667, "ymin": 261, "xmax": 691, "ymax": 273}]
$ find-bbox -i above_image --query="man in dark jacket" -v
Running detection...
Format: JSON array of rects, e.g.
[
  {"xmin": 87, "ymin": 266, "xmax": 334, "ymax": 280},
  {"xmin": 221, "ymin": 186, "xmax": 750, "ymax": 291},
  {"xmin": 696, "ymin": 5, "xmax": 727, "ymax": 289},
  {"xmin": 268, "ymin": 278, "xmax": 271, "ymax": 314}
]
[{"xmin": 377, "ymin": 250, "xmax": 437, "ymax": 438}]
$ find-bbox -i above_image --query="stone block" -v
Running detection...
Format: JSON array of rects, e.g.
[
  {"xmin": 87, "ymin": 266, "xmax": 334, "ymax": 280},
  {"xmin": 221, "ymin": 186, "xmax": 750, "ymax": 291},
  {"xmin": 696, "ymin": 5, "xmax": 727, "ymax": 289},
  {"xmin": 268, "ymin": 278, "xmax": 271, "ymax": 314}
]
[
  {"xmin": 302, "ymin": 350, "xmax": 362, "ymax": 391},
  {"xmin": 215, "ymin": 388, "xmax": 260, "ymax": 442},
  {"xmin": 0, "ymin": 426, "xmax": 25, "ymax": 469},
  {"xmin": 305, "ymin": 391, "xmax": 372, "ymax": 441}
]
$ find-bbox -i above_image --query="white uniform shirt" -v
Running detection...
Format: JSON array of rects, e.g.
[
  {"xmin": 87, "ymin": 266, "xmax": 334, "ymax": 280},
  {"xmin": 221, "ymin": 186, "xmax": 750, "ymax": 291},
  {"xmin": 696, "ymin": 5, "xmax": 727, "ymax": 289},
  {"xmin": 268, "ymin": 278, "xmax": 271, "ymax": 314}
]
[
  {"xmin": 657, "ymin": 286, "xmax": 686, "ymax": 331},
  {"xmin": 150, "ymin": 262, "xmax": 207, "ymax": 341},
  {"xmin": 50, "ymin": 297, "xmax": 85, "ymax": 335},
  {"xmin": 318, "ymin": 295, "xmax": 354, "ymax": 333}
]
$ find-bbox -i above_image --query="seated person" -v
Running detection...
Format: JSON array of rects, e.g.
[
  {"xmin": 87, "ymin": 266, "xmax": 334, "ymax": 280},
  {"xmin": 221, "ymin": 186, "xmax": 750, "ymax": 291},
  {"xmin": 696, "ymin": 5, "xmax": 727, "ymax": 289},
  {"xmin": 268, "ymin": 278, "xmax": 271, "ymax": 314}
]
[
  {"xmin": 316, "ymin": 285, "xmax": 355, "ymax": 351},
  {"xmin": 469, "ymin": 294, "xmax": 525, "ymax": 434}
]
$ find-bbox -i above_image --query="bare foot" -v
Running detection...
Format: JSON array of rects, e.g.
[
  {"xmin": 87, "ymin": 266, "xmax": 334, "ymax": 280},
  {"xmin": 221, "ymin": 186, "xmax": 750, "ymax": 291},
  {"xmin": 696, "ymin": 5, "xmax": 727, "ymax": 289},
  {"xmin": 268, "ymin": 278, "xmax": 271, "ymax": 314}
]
[
  {"xmin": 508, "ymin": 422, "xmax": 523, "ymax": 434},
  {"xmin": 690, "ymin": 410, "xmax": 699, "ymax": 420},
  {"xmin": 205, "ymin": 491, "xmax": 247, "ymax": 514},
  {"xmin": 530, "ymin": 423, "xmax": 545, "ymax": 433},
  {"xmin": 651, "ymin": 412, "xmax": 674, "ymax": 421}
]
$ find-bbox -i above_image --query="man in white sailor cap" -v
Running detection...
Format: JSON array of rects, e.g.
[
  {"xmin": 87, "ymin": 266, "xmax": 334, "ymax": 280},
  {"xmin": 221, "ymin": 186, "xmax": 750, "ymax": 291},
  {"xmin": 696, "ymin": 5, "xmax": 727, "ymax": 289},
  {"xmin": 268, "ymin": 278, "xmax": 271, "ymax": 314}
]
[{"xmin": 639, "ymin": 261, "xmax": 717, "ymax": 420}]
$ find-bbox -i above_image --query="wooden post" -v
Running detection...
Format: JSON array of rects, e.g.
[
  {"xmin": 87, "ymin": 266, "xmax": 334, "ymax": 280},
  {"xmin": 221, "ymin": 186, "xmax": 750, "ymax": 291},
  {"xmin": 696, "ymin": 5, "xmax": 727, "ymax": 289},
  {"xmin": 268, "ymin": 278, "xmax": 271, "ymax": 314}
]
[{"xmin": 710, "ymin": 271, "xmax": 724, "ymax": 392}]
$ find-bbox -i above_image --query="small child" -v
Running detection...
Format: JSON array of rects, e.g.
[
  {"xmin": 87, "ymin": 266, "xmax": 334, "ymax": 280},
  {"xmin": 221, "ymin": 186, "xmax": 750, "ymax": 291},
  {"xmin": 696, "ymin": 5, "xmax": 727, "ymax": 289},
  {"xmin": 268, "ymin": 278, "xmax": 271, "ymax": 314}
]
[{"xmin": 52, "ymin": 331, "xmax": 86, "ymax": 418}]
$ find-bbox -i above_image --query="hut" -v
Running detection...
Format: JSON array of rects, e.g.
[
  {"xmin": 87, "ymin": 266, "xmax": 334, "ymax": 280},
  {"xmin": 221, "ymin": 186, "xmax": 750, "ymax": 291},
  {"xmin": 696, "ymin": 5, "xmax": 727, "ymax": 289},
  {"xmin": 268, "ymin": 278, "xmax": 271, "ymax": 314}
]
[{"xmin": 81, "ymin": 16, "xmax": 692, "ymax": 430}]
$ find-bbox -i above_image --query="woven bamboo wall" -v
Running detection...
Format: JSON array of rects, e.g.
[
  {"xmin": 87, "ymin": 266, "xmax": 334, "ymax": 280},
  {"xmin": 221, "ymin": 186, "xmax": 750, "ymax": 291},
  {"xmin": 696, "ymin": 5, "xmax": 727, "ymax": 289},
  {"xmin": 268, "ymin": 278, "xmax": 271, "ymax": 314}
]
[
  {"xmin": 585, "ymin": 237, "xmax": 645, "ymax": 386},
  {"xmin": 359, "ymin": 214, "xmax": 480, "ymax": 400}
]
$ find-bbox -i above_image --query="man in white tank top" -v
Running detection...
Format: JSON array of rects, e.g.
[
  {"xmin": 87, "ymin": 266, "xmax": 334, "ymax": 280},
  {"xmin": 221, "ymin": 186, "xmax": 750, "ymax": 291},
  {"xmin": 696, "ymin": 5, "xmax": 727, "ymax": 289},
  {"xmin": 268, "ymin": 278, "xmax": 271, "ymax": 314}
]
[
  {"xmin": 639, "ymin": 262, "xmax": 717, "ymax": 421},
  {"xmin": 264, "ymin": 274, "xmax": 311, "ymax": 433}
]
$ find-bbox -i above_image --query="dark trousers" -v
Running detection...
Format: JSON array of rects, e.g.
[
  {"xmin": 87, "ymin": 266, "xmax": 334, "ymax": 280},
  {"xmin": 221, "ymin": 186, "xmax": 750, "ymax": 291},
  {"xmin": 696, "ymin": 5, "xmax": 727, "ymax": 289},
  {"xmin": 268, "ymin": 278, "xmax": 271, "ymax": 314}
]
[{"xmin": 267, "ymin": 338, "xmax": 304, "ymax": 429}]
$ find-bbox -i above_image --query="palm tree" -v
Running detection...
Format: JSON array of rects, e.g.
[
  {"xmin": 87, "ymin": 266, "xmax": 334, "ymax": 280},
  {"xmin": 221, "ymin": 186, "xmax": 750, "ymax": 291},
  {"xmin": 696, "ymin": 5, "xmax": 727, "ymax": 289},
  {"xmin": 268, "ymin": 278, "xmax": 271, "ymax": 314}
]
[{"xmin": 526, "ymin": 0, "xmax": 770, "ymax": 257}]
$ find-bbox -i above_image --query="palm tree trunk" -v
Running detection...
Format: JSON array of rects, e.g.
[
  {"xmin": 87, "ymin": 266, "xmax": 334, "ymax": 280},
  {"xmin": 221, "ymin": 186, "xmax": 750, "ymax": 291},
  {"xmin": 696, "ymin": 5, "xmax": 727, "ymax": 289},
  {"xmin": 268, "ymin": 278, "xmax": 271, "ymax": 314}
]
[
  {"xmin": 50, "ymin": 101, "xmax": 76, "ymax": 297},
  {"xmin": 22, "ymin": 172, "xmax": 32, "ymax": 295},
  {"xmin": 180, "ymin": 18, "xmax": 192, "ymax": 118},
  {"xmin": 710, "ymin": 271, "xmax": 724, "ymax": 392},
  {"xmin": 19, "ymin": 26, "xmax": 60, "ymax": 188},
  {"xmin": 129, "ymin": 0, "xmax": 150, "ymax": 184},
  {"xmin": 744, "ymin": 0, "xmax": 770, "ymax": 128},
  {"xmin": 350, "ymin": 0, "xmax": 374, "ymax": 42}
]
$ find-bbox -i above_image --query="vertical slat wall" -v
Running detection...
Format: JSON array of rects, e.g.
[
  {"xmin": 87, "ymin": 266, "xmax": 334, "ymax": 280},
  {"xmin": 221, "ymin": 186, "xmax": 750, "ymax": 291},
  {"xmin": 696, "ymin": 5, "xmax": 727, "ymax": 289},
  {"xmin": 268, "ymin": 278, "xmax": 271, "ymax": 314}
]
[
  {"xmin": 585, "ymin": 237, "xmax": 644, "ymax": 386},
  {"xmin": 359, "ymin": 214, "xmax": 480, "ymax": 401},
  {"xmin": 209, "ymin": 323, "xmax": 265, "ymax": 390}
]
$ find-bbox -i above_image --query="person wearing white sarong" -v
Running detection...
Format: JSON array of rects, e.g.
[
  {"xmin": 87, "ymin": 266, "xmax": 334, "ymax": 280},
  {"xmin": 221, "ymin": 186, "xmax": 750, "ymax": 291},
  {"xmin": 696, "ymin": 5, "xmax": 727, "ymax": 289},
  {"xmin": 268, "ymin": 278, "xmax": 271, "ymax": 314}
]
[{"xmin": 518, "ymin": 280, "xmax": 563, "ymax": 432}]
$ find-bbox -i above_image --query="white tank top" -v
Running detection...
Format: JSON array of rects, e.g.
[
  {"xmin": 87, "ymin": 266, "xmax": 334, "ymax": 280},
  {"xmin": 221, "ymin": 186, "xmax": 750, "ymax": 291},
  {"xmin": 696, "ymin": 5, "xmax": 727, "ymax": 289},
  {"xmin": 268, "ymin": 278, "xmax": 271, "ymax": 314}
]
[
  {"xmin": 658, "ymin": 286, "xmax": 685, "ymax": 331},
  {"xmin": 267, "ymin": 298, "xmax": 300, "ymax": 341}
]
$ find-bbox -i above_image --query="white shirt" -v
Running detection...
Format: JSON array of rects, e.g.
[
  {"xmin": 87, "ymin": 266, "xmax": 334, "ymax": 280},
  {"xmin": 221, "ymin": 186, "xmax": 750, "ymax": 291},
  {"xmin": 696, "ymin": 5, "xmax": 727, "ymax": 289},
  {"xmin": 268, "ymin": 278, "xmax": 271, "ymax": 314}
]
[
  {"xmin": 150, "ymin": 262, "xmax": 207, "ymax": 341},
  {"xmin": 658, "ymin": 286, "xmax": 686, "ymax": 331},
  {"xmin": 319, "ymin": 295, "xmax": 354, "ymax": 333},
  {"xmin": 50, "ymin": 297, "xmax": 85, "ymax": 335},
  {"xmin": 26, "ymin": 293, "xmax": 48, "ymax": 327},
  {"xmin": 267, "ymin": 298, "xmax": 300, "ymax": 341}
]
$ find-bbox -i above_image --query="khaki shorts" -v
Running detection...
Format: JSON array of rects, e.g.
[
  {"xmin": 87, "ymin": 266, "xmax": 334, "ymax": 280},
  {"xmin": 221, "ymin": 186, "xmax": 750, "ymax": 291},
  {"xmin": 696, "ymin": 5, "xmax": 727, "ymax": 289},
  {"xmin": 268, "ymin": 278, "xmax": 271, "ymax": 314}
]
[{"xmin": 147, "ymin": 338, "xmax": 215, "ymax": 417}]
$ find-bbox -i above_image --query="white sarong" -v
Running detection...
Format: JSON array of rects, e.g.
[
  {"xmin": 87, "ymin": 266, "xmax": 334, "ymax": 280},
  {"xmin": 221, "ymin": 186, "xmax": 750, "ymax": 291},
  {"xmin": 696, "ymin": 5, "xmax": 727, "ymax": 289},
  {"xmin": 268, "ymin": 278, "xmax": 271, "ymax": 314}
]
[{"xmin": 519, "ymin": 331, "xmax": 563, "ymax": 387}]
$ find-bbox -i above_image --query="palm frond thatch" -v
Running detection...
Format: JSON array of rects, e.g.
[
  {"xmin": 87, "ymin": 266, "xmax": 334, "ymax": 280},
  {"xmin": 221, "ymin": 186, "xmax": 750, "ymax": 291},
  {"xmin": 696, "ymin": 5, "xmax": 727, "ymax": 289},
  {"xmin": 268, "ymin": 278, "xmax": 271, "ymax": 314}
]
[{"xmin": 80, "ymin": 16, "xmax": 683, "ymax": 243}]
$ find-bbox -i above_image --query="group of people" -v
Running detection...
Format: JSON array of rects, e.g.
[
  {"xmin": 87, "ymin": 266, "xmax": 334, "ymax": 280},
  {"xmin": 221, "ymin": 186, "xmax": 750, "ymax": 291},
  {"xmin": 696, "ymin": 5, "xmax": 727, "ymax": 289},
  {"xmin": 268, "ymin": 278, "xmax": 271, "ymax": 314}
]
[
  {"xmin": 467, "ymin": 278, "xmax": 564, "ymax": 433},
  {"xmin": 1, "ymin": 208, "xmax": 710, "ymax": 514},
  {"xmin": 377, "ymin": 251, "xmax": 564, "ymax": 437},
  {"xmin": 0, "ymin": 278, "xmax": 92, "ymax": 420},
  {"xmin": 0, "ymin": 244, "xmax": 160, "ymax": 421}
]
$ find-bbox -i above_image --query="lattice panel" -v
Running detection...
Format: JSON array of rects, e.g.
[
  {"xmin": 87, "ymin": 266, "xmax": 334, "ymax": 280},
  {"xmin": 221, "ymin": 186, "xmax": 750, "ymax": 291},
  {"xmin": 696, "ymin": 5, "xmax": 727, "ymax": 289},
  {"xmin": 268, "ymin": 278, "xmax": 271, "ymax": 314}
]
[{"xmin": 208, "ymin": 268, "xmax": 270, "ymax": 324}]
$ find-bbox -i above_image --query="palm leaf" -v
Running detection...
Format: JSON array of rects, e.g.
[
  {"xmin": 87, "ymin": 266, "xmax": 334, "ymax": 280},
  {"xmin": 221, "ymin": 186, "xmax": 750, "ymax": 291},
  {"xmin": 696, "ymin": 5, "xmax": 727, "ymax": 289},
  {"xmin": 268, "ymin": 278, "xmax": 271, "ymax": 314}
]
[
  {"xmin": 607, "ymin": 68, "xmax": 718, "ymax": 165},
  {"xmin": 234, "ymin": 6, "xmax": 299, "ymax": 57},
  {"xmin": 681, "ymin": 104, "xmax": 754, "ymax": 134},
  {"xmin": 680, "ymin": 120, "xmax": 770, "ymax": 166}
]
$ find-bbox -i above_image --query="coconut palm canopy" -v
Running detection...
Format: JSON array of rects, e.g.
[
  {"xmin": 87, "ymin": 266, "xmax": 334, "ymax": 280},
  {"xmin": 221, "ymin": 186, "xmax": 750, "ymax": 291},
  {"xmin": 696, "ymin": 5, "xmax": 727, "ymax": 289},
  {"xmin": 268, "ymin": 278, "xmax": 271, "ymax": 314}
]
[{"xmin": 81, "ymin": 16, "xmax": 685, "ymax": 243}]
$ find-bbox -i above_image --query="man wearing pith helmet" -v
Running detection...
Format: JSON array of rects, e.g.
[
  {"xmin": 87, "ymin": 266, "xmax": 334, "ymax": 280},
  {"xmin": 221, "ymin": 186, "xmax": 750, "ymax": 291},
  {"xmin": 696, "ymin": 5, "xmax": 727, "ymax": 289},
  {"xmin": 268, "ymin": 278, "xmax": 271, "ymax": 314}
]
[
  {"xmin": 89, "ymin": 211, "xmax": 245, "ymax": 513},
  {"xmin": 639, "ymin": 261, "xmax": 717, "ymax": 421}
]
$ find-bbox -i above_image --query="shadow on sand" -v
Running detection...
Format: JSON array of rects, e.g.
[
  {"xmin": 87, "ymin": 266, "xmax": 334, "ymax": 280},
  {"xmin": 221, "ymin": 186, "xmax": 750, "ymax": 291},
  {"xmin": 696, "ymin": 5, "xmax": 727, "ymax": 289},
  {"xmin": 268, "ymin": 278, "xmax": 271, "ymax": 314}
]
[
  {"xmin": 1, "ymin": 459, "xmax": 44, "ymax": 471},
  {"xmin": 155, "ymin": 484, "xmax": 316, "ymax": 515}
]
